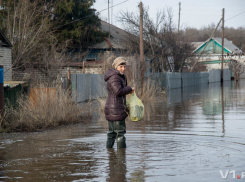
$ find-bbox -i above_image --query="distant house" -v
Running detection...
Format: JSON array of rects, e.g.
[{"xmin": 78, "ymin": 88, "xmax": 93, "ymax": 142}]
[
  {"xmin": 0, "ymin": 30, "xmax": 12, "ymax": 81},
  {"xmin": 69, "ymin": 20, "xmax": 130, "ymax": 64},
  {"xmin": 13, "ymin": 21, "xmax": 135, "ymax": 80},
  {"xmin": 67, "ymin": 20, "xmax": 135, "ymax": 73},
  {"xmin": 13, "ymin": 21, "xmax": 132, "ymax": 81},
  {"xmin": 84, "ymin": 20, "xmax": 129, "ymax": 62},
  {"xmin": 192, "ymin": 37, "xmax": 242, "ymax": 71}
]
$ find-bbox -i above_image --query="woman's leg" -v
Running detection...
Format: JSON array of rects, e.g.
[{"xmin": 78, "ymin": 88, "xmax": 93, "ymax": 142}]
[
  {"xmin": 114, "ymin": 120, "xmax": 126, "ymax": 148},
  {"xmin": 107, "ymin": 121, "xmax": 116, "ymax": 148}
]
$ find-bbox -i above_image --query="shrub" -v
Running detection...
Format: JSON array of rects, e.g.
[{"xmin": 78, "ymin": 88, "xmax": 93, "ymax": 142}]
[{"xmin": 0, "ymin": 83, "xmax": 91, "ymax": 132}]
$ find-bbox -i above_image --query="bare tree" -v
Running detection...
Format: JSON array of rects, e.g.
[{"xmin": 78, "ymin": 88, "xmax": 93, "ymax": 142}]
[
  {"xmin": 225, "ymin": 48, "xmax": 245, "ymax": 81},
  {"xmin": 2, "ymin": 0, "xmax": 55, "ymax": 68},
  {"xmin": 183, "ymin": 24, "xmax": 245, "ymax": 50},
  {"xmin": 118, "ymin": 5, "xmax": 194, "ymax": 73},
  {"xmin": 1, "ymin": 0, "xmax": 106, "ymax": 83}
]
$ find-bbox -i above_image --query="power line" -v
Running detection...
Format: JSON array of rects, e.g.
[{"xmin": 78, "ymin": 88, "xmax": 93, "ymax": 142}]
[
  {"xmin": 181, "ymin": 9, "xmax": 245, "ymax": 11},
  {"xmin": 182, "ymin": 4, "xmax": 245, "ymax": 7},
  {"xmin": 53, "ymin": 1, "xmax": 245, "ymax": 41},
  {"xmin": 53, "ymin": 0, "xmax": 129, "ymax": 30},
  {"xmin": 184, "ymin": 10, "xmax": 245, "ymax": 39},
  {"xmin": 184, "ymin": 19, "xmax": 221, "ymax": 38},
  {"xmin": 225, "ymin": 10, "xmax": 245, "ymax": 22},
  {"xmin": 181, "ymin": 14, "xmax": 222, "ymax": 16},
  {"xmin": 185, "ymin": 24, "xmax": 245, "ymax": 41},
  {"xmin": 224, "ymin": 28, "xmax": 245, "ymax": 38}
]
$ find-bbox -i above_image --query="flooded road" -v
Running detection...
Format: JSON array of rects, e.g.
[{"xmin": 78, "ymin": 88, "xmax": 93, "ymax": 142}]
[{"xmin": 1, "ymin": 80, "xmax": 245, "ymax": 181}]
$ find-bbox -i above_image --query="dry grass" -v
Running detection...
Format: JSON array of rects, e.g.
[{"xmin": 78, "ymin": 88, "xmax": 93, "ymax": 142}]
[
  {"xmin": 0, "ymin": 83, "xmax": 91, "ymax": 132},
  {"xmin": 97, "ymin": 81, "xmax": 166, "ymax": 113},
  {"xmin": 139, "ymin": 81, "xmax": 166, "ymax": 102},
  {"xmin": 95, "ymin": 55, "xmax": 167, "ymax": 113},
  {"xmin": 97, "ymin": 96, "xmax": 107, "ymax": 112}
]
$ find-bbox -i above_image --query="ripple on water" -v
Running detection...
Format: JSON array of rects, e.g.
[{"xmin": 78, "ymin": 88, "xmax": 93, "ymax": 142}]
[{"xmin": 0, "ymin": 80, "xmax": 245, "ymax": 181}]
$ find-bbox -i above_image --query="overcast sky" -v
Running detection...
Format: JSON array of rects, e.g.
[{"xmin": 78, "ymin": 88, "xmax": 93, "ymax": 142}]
[{"xmin": 93, "ymin": 0, "xmax": 245, "ymax": 30}]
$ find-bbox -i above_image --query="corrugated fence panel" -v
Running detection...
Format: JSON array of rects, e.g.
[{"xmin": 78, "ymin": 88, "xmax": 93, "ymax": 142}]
[
  {"xmin": 223, "ymin": 69, "xmax": 231, "ymax": 81},
  {"xmin": 200, "ymin": 72, "xmax": 209, "ymax": 84},
  {"xmin": 167, "ymin": 88, "xmax": 182, "ymax": 104},
  {"xmin": 197, "ymin": 73, "xmax": 202, "ymax": 85},
  {"xmin": 91, "ymin": 74, "xmax": 98, "ymax": 99},
  {"xmin": 182, "ymin": 73, "xmax": 198, "ymax": 87},
  {"xmin": 209, "ymin": 69, "xmax": 221, "ymax": 83},
  {"xmin": 99, "ymin": 74, "xmax": 107, "ymax": 98},
  {"xmin": 72, "ymin": 74, "xmax": 107, "ymax": 102},
  {"xmin": 152, "ymin": 72, "xmax": 211, "ymax": 89},
  {"xmin": 159, "ymin": 72, "xmax": 167, "ymax": 88},
  {"xmin": 72, "ymin": 69, "xmax": 230, "ymax": 102},
  {"xmin": 91, "ymin": 74, "xmax": 106, "ymax": 99},
  {"xmin": 71, "ymin": 74, "xmax": 77, "ymax": 102},
  {"xmin": 77, "ymin": 74, "xmax": 91, "ymax": 102},
  {"xmin": 166, "ymin": 72, "xmax": 182, "ymax": 89},
  {"xmin": 150, "ymin": 72, "xmax": 167, "ymax": 88}
]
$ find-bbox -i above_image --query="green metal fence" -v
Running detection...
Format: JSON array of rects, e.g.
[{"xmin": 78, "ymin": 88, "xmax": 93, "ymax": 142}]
[{"xmin": 4, "ymin": 85, "xmax": 23, "ymax": 108}]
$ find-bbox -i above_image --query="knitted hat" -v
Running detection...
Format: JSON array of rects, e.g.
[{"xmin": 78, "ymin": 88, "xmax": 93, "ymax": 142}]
[{"xmin": 112, "ymin": 57, "xmax": 127, "ymax": 69}]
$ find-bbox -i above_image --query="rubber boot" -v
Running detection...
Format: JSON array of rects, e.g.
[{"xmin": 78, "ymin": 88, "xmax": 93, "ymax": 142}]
[
  {"xmin": 114, "ymin": 120, "xmax": 126, "ymax": 148},
  {"xmin": 106, "ymin": 134, "xmax": 115, "ymax": 148},
  {"xmin": 107, "ymin": 120, "xmax": 126, "ymax": 148},
  {"xmin": 116, "ymin": 135, "xmax": 126, "ymax": 148},
  {"xmin": 107, "ymin": 121, "xmax": 116, "ymax": 148}
]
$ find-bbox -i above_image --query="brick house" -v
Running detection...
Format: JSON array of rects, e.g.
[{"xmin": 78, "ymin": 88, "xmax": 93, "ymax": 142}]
[{"xmin": 0, "ymin": 29, "xmax": 13, "ymax": 81}]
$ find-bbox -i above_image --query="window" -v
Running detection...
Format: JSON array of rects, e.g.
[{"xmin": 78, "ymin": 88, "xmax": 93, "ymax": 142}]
[{"xmin": 86, "ymin": 59, "xmax": 96, "ymax": 62}]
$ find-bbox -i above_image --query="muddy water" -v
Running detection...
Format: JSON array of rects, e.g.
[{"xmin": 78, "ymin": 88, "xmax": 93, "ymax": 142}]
[{"xmin": 1, "ymin": 80, "xmax": 245, "ymax": 182}]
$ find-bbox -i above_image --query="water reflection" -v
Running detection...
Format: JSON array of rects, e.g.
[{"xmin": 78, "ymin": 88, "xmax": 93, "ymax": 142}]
[
  {"xmin": 0, "ymin": 153, "xmax": 5, "ymax": 181},
  {"xmin": 167, "ymin": 81, "xmax": 231, "ymax": 118},
  {"xmin": 1, "ymin": 80, "xmax": 245, "ymax": 181},
  {"xmin": 106, "ymin": 149, "xmax": 126, "ymax": 182}
]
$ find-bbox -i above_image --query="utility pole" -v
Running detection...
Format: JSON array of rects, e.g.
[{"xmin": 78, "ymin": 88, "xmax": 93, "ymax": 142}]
[
  {"xmin": 0, "ymin": 66, "xmax": 3, "ymax": 117},
  {"xmin": 213, "ymin": 35, "xmax": 214, "ymax": 54},
  {"xmin": 111, "ymin": 0, "xmax": 113, "ymax": 25},
  {"xmin": 221, "ymin": 8, "xmax": 225, "ymax": 81},
  {"xmin": 139, "ymin": 2, "xmax": 144, "ymax": 95},
  {"xmin": 108, "ymin": 0, "xmax": 110, "ymax": 40},
  {"xmin": 221, "ymin": 8, "xmax": 225, "ymax": 127},
  {"xmin": 178, "ymin": 2, "xmax": 181, "ymax": 33},
  {"xmin": 67, "ymin": 68, "xmax": 71, "ymax": 97},
  {"xmin": 139, "ymin": 2, "xmax": 144, "ymax": 63}
]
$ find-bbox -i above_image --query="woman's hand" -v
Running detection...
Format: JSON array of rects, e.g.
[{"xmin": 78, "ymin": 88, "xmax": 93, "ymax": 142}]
[{"xmin": 131, "ymin": 87, "xmax": 135, "ymax": 94}]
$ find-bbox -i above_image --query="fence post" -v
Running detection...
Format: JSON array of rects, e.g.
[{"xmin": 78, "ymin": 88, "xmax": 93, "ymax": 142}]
[
  {"xmin": 67, "ymin": 68, "xmax": 71, "ymax": 97},
  {"xmin": 0, "ymin": 66, "xmax": 4, "ymax": 116}
]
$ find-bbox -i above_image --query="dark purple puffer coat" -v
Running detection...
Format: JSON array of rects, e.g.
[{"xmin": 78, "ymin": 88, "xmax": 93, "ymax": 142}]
[{"xmin": 104, "ymin": 69, "xmax": 132, "ymax": 121}]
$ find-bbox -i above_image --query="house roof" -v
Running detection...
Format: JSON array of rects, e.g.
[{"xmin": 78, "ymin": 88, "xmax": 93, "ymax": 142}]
[
  {"xmin": 100, "ymin": 20, "xmax": 129, "ymax": 39},
  {"xmin": 213, "ymin": 38, "xmax": 241, "ymax": 53},
  {"xmin": 191, "ymin": 42, "xmax": 205, "ymax": 49},
  {"xmin": 0, "ymin": 29, "xmax": 12, "ymax": 47},
  {"xmin": 90, "ymin": 37, "xmax": 125, "ymax": 49},
  {"xmin": 90, "ymin": 21, "xmax": 129, "ymax": 49},
  {"xmin": 65, "ymin": 61, "xmax": 103, "ymax": 67},
  {"xmin": 193, "ymin": 37, "xmax": 242, "ymax": 54}
]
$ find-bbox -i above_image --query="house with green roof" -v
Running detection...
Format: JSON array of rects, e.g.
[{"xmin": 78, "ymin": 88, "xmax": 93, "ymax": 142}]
[{"xmin": 192, "ymin": 37, "xmax": 242, "ymax": 71}]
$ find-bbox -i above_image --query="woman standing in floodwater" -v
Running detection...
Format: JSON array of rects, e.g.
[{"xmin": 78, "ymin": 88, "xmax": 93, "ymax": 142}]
[{"xmin": 104, "ymin": 57, "xmax": 134, "ymax": 148}]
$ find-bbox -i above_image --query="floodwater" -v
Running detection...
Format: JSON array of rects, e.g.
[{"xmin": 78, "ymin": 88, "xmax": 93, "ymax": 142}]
[{"xmin": 1, "ymin": 80, "xmax": 245, "ymax": 182}]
